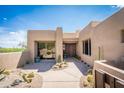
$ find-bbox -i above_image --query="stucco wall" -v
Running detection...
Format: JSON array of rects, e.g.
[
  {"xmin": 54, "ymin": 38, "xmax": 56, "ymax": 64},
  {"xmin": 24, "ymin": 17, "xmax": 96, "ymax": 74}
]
[
  {"xmin": 55, "ymin": 27, "xmax": 63, "ymax": 61},
  {"xmin": 77, "ymin": 22, "xmax": 97, "ymax": 65},
  {"xmin": 0, "ymin": 51, "xmax": 31, "ymax": 69},
  {"xmin": 78, "ymin": 8, "xmax": 124, "ymax": 66},
  {"xmin": 92, "ymin": 8, "xmax": 124, "ymax": 62},
  {"xmin": 27, "ymin": 30, "xmax": 56, "ymax": 62}
]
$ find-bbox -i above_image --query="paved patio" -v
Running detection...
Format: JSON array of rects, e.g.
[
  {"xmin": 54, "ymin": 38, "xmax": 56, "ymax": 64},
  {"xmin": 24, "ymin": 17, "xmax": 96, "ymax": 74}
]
[{"xmin": 22, "ymin": 58, "xmax": 90, "ymax": 88}]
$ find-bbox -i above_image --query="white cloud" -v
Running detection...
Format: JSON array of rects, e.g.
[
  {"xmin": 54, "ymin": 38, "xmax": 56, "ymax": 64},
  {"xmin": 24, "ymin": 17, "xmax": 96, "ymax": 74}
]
[
  {"xmin": 3, "ymin": 17, "xmax": 8, "ymax": 21},
  {"xmin": 9, "ymin": 32, "xmax": 16, "ymax": 35},
  {"xmin": 3, "ymin": 17, "xmax": 7, "ymax": 21},
  {"xmin": 112, "ymin": 5, "xmax": 124, "ymax": 9},
  {"xmin": 0, "ymin": 27, "xmax": 27, "ymax": 48}
]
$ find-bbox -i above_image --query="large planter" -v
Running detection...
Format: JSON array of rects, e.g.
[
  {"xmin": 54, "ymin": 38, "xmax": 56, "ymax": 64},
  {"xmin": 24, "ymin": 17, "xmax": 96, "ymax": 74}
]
[{"xmin": 35, "ymin": 57, "xmax": 40, "ymax": 63}]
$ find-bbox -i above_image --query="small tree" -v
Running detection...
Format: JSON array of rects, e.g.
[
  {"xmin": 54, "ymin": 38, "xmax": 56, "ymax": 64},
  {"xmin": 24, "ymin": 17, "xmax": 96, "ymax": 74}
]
[{"xmin": 57, "ymin": 55, "xmax": 61, "ymax": 63}]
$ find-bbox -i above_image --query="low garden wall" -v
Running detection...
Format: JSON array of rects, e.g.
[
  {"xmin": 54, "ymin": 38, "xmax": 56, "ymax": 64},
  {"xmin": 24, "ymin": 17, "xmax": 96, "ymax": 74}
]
[{"xmin": 0, "ymin": 51, "xmax": 31, "ymax": 69}]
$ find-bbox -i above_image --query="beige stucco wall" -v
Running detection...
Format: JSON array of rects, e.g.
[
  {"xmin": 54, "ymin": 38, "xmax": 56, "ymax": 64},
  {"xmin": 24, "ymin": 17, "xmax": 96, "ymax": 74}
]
[
  {"xmin": 55, "ymin": 27, "xmax": 63, "ymax": 61},
  {"xmin": 77, "ymin": 22, "xmax": 98, "ymax": 65},
  {"xmin": 27, "ymin": 30, "xmax": 56, "ymax": 62},
  {"xmin": 0, "ymin": 51, "xmax": 30, "ymax": 69},
  {"xmin": 27, "ymin": 28, "xmax": 63, "ymax": 62},
  {"xmin": 77, "ymin": 8, "xmax": 124, "ymax": 66},
  {"xmin": 92, "ymin": 8, "xmax": 124, "ymax": 62}
]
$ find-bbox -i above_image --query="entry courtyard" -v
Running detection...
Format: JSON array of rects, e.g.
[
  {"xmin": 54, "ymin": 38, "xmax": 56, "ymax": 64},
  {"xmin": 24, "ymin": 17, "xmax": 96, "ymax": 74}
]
[{"xmin": 22, "ymin": 58, "xmax": 90, "ymax": 88}]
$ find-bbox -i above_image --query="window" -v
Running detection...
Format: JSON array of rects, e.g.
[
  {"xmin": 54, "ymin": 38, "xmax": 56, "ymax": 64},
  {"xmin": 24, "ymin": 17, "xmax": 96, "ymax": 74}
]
[
  {"xmin": 82, "ymin": 39, "xmax": 91, "ymax": 56},
  {"xmin": 121, "ymin": 30, "xmax": 124, "ymax": 43},
  {"xmin": 38, "ymin": 42, "xmax": 55, "ymax": 59}
]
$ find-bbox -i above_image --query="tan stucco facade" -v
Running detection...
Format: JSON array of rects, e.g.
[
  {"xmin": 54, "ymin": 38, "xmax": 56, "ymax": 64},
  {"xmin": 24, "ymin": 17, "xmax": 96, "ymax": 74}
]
[
  {"xmin": 27, "ymin": 8, "xmax": 124, "ymax": 66},
  {"xmin": 0, "ymin": 51, "xmax": 30, "ymax": 69},
  {"xmin": 77, "ymin": 8, "xmax": 124, "ymax": 66}
]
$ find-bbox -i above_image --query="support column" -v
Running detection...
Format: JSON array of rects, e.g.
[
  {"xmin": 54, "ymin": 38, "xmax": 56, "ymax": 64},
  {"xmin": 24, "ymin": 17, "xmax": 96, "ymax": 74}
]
[{"xmin": 55, "ymin": 27, "xmax": 63, "ymax": 62}]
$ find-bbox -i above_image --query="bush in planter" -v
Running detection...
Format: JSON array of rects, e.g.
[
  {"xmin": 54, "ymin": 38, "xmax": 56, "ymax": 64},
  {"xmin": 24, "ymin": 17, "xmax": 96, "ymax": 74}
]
[{"xmin": 52, "ymin": 56, "xmax": 68, "ymax": 70}]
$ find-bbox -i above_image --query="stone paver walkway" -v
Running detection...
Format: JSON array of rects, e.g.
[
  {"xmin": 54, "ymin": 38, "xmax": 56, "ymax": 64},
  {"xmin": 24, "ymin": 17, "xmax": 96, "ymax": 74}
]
[{"xmin": 22, "ymin": 58, "xmax": 90, "ymax": 88}]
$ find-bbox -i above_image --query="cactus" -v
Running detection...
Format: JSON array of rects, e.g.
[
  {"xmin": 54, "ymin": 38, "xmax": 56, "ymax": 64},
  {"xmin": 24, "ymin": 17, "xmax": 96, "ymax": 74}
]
[
  {"xmin": 2, "ymin": 70, "xmax": 11, "ymax": 75},
  {"xmin": 87, "ymin": 75, "xmax": 93, "ymax": 83},
  {"xmin": 27, "ymin": 72, "xmax": 34, "ymax": 78},
  {"xmin": 22, "ymin": 74, "xmax": 31, "ymax": 83},
  {"xmin": 87, "ymin": 69, "xmax": 93, "ymax": 75},
  {"xmin": 0, "ymin": 68, "xmax": 5, "ymax": 75},
  {"xmin": 0, "ymin": 74, "xmax": 5, "ymax": 81},
  {"xmin": 22, "ymin": 72, "xmax": 34, "ymax": 83},
  {"xmin": 0, "ymin": 68, "xmax": 6, "ymax": 81}
]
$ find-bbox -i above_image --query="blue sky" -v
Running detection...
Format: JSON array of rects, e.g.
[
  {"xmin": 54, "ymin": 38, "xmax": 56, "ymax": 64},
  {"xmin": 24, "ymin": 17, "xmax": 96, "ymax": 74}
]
[{"xmin": 0, "ymin": 5, "xmax": 122, "ymax": 48}]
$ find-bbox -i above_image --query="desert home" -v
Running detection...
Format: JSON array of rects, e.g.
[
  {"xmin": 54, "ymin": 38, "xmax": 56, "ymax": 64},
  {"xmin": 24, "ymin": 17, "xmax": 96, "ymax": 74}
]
[
  {"xmin": 28, "ymin": 8, "xmax": 124, "ymax": 66},
  {"xmin": 0, "ymin": 7, "xmax": 124, "ymax": 88}
]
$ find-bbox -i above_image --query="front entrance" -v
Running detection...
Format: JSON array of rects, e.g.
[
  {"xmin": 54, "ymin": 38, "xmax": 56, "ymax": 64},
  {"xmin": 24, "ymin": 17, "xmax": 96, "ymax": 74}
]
[{"xmin": 63, "ymin": 43, "xmax": 76, "ymax": 58}]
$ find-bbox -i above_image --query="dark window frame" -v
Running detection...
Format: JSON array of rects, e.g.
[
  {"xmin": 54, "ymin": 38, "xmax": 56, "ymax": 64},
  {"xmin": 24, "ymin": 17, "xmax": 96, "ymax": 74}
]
[
  {"xmin": 121, "ymin": 29, "xmax": 124, "ymax": 43},
  {"xmin": 82, "ymin": 38, "xmax": 91, "ymax": 56}
]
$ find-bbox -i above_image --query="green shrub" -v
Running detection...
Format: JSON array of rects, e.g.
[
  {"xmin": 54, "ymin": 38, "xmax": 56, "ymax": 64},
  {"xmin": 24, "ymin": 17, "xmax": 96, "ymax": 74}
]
[
  {"xmin": 22, "ymin": 72, "xmax": 35, "ymax": 83},
  {"xmin": 2, "ymin": 70, "xmax": 11, "ymax": 75},
  {"xmin": 74, "ymin": 55, "xmax": 81, "ymax": 60},
  {"xmin": 0, "ymin": 68, "xmax": 5, "ymax": 74},
  {"xmin": 22, "ymin": 74, "xmax": 31, "ymax": 83},
  {"xmin": 27, "ymin": 72, "xmax": 34, "ymax": 78},
  {"xmin": 87, "ymin": 69, "xmax": 93, "ymax": 75},
  {"xmin": 87, "ymin": 75, "xmax": 93, "ymax": 83}
]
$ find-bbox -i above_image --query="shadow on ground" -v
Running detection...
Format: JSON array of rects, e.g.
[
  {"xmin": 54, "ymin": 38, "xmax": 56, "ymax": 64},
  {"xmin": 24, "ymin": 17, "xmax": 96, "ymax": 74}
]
[
  {"xmin": 22, "ymin": 58, "xmax": 89, "ymax": 75},
  {"xmin": 64, "ymin": 58, "xmax": 90, "ymax": 75},
  {"xmin": 22, "ymin": 60, "xmax": 56, "ymax": 72}
]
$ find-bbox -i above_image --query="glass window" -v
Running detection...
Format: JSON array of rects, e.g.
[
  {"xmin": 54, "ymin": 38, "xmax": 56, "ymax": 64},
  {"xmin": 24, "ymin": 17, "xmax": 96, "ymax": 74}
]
[
  {"xmin": 38, "ymin": 42, "xmax": 55, "ymax": 59},
  {"xmin": 82, "ymin": 39, "xmax": 91, "ymax": 56},
  {"xmin": 121, "ymin": 30, "xmax": 124, "ymax": 43}
]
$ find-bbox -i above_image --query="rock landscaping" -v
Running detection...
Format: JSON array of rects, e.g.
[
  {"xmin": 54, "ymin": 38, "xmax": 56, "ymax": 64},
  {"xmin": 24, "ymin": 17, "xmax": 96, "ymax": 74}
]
[
  {"xmin": 0, "ymin": 69, "xmax": 42, "ymax": 88},
  {"xmin": 52, "ymin": 55, "xmax": 68, "ymax": 70},
  {"xmin": 52, "ymin": 62, "xmax": 68, "ymax": 70}
]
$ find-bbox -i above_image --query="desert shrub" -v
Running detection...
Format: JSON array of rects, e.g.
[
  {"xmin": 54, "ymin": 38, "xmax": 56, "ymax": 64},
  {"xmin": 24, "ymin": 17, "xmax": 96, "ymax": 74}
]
[
  {"xmin": 22, "ymin": 74, "xmax": 31, "ymax": 83},
  {"xmin": 27, "ymin": 72, "xmax": 34, "ymax": 78},
  {"xmin": 22, "ymin": 72, "xmax": 35, "ymax": 83},
  {"xmin": 87, "ymin": 75, "xmax": 93, "ymax": 83},
  {"xmin": 80, "ymin": 69, "xmax": 94, "ymax": 88},
  {"xmin": 52, "ymin": 61, "xmax": 68, "ymax": 70},
  {"xmin": 87, "ymin": 69, "xmax": 93, "ymax": 75},
  {"xmin": 74, "ymin": 55, "xmax": 81, "ymax": 60},
  {"xmin": 2, "ymin": 70, "xmax": 11, "ymax": 75},
  {"xmin": 0, "ymin": 68, "xmax": 5, "ymax": 75},
  {"xmin": 0, "ymin": 68, "xmax": 6, "ymax": 81}
]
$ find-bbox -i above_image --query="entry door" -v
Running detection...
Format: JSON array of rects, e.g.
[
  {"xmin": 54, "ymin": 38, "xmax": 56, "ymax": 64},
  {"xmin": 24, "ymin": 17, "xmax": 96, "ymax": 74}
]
[{"xmin": 65, "ymin": 44, "xmax": 76, "ymax": 57}]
